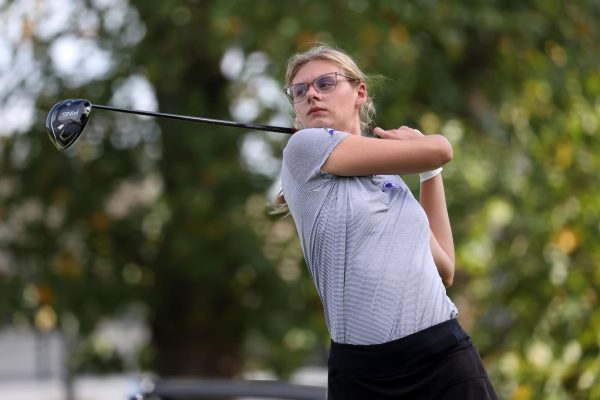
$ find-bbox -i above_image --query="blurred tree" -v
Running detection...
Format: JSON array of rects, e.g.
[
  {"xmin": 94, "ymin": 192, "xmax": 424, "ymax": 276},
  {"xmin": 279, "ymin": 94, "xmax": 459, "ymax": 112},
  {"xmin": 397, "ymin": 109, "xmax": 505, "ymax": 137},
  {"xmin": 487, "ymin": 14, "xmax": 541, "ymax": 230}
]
[
  {"xmin": 0, "ymin": 0, "xmax": 322, "ymax": 380},
  {"xmin": 1, "ymin": 0, "xmax": 600, "ymax": 398}
]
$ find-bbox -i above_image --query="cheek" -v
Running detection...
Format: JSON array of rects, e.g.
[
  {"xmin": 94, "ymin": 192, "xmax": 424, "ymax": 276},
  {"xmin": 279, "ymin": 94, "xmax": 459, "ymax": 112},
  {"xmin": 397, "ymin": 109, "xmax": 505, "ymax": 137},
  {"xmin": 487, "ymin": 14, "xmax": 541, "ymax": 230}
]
[
  {"xmin": 295, "ymin": 102, "xmax": 314, "ymax": 117},
  {"xmin": 293, "ymin": 103, "xmax": 304, "ymax": 115}
]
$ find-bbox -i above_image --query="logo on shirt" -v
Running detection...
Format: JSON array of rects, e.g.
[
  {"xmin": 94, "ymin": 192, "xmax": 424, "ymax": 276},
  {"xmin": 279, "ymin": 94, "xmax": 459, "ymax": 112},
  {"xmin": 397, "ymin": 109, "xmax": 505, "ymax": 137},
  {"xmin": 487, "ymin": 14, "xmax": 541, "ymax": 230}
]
[
  {"xmin": 382, "ymin": 181, "xmax": 400, "ymax": 191},
  {"xmin": 324, "ymin": 127, "xmax": 335, "ymax": 136}
]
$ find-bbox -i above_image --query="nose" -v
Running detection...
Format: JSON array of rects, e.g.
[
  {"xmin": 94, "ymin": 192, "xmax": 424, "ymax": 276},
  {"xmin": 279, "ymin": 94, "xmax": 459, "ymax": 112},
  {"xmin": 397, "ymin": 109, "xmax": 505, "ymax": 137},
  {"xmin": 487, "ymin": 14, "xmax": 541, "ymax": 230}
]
[{"xmin": 305, "ymin": 83, "xmax": 320, "ymax": 102}]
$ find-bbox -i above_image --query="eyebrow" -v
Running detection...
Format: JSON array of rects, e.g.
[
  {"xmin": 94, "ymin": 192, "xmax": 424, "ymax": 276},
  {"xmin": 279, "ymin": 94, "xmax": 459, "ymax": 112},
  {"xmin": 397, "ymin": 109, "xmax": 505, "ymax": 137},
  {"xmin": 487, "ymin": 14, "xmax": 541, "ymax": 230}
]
[{"xmin": 291, "ymin": 71, "xmax": 341, "ymax": 84}]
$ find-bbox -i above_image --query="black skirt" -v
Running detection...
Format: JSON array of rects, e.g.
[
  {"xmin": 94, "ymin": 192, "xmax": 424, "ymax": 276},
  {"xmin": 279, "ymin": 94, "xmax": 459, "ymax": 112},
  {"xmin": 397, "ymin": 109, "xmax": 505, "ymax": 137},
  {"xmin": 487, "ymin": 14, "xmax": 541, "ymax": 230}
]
[{"xmin": 328, "ymin": 319, "xmax": 498, "ymax": 400}]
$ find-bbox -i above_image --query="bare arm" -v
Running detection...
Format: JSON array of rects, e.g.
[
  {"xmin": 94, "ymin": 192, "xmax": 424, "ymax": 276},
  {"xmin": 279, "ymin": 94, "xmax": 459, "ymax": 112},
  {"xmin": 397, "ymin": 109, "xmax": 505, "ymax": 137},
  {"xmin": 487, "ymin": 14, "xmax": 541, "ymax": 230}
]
[
  {"xmin": 420, "ymin": 175, "xmax": 455, "ymax": 287},
  {"xmin": 321, "ymin": 128, "xmax": 452, "ymax": 176}
]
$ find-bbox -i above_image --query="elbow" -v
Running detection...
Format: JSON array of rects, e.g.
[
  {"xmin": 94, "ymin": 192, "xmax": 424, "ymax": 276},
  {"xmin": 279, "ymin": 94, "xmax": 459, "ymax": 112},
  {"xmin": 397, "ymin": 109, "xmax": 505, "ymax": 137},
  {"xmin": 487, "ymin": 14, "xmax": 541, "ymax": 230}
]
[
  {"xmin": 432, "ymin": 135, "xmax": 453, "ymax": 167},
  {"xmin": 436, "ymin": 262, "xmax": 455, "ymax": 288},
  {"xmin": 442, "ymin": 141, "xmax": 453, "ymax": 165},
  {"xmin": 440, "ymin": 262, "xmax": 455, "ymax": 288},
  {"xmin": 443, "ymin": 274, "xmax": 454, "ymax": 288},
  {"xmin": 429, "ymin": 135, "xmax": 454, "ymax": 169}
]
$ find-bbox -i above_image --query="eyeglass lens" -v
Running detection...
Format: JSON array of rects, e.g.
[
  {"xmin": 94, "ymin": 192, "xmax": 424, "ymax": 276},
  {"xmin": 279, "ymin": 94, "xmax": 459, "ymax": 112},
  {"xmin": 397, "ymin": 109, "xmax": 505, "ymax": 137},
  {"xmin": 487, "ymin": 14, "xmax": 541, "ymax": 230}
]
[{"xmin": 288, "ymin": 73, "xmax": 338, "ymax": 102}]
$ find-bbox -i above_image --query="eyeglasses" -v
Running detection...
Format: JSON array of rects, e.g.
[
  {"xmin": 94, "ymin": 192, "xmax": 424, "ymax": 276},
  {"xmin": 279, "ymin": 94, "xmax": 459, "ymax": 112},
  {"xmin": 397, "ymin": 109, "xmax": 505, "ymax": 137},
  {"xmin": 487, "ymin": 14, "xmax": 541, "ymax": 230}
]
[{"xmin": 283, "ymin": 72, "xmax": 359, "ymax": 104}]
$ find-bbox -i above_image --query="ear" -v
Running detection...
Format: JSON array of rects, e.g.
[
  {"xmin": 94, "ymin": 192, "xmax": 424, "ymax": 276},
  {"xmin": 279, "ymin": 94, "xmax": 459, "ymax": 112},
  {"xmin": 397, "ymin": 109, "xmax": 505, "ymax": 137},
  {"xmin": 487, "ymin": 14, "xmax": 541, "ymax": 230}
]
[{"xmin": 355, "ymin": 82, "xmax": 367, "ymax": 107}]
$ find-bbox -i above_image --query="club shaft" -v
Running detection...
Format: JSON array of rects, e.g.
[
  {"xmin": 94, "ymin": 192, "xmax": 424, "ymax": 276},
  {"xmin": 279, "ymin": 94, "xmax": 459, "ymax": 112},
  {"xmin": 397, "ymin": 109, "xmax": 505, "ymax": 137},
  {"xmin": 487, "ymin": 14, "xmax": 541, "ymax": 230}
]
[{"xmin": 92, "ymin": 104, "xmax": 295, "ymax": 134}]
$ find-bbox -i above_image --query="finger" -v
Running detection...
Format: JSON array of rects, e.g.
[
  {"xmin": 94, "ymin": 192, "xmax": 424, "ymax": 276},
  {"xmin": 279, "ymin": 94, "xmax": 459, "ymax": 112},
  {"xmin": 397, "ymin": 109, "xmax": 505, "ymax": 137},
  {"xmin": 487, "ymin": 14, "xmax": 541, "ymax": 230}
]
[
  {"xmin": 398, "ymin": 125, "xmax": 418, "ymax": 132},
  {"xmin": 373, "ymin": 127, "xmax": 386, "ymax": 137},
  {"xmin": 399, "ymin": 126, "xmax": 423, "ymax": 136}
]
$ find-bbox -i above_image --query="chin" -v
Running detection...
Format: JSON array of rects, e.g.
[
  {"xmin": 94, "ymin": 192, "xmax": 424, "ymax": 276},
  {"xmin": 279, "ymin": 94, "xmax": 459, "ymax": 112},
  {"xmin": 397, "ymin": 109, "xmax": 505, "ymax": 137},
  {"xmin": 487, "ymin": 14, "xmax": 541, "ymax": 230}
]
[{"xmin": 306, "ymin": 119, "xmax": 336, "ymax": 129}]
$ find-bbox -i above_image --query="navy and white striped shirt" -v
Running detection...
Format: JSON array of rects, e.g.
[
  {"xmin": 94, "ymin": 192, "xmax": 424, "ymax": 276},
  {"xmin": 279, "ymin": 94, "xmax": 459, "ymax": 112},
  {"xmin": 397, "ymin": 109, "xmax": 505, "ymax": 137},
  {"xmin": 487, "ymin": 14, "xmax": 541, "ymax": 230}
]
[{"xmin": 282, "ymin": 128, "xmax": 458, "ymax": 345}]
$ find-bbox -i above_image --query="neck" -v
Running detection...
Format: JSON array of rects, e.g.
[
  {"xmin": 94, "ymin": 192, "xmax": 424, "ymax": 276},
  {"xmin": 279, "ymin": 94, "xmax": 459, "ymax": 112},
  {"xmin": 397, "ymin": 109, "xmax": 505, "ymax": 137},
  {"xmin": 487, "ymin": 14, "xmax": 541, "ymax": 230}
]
[
  {"xmin": 342, "ymin": 117, "xmax": 362, "ymax": 136},
  {"xmin": 329, "ymin": 112, "xmax": 362, "ymax": 135}
]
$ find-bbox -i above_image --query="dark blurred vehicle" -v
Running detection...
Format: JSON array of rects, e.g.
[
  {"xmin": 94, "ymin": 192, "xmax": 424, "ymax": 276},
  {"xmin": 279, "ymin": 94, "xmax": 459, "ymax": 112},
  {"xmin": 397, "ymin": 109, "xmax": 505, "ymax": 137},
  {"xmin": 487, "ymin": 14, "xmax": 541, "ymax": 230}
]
[{"xmin": 130, "ymin": 378, "xmax": 327, "ymax": 400}]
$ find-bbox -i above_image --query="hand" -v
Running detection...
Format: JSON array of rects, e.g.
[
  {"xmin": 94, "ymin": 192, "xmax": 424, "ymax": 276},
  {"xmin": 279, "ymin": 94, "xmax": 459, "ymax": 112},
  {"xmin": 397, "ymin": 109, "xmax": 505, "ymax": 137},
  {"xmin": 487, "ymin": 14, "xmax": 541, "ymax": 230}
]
[{"xmin": 372, "ymin": 126, "xmax": 424, "ymax": 140}]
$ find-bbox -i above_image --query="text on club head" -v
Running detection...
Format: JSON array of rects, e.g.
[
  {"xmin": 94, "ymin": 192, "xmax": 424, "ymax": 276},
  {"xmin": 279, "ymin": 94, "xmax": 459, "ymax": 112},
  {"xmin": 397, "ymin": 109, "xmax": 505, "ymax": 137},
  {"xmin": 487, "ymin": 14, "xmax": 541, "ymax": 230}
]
[{"xmin": 59, "ymin": 110, "xmax": 80, "ymax": 120}]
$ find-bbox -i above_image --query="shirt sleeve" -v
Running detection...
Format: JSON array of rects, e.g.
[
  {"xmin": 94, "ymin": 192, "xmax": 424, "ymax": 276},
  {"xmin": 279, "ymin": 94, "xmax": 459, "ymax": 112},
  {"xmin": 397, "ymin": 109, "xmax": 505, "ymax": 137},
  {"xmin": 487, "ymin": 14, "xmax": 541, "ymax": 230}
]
[{"xmin": 282, "ymin": 127, "xmax": 349, "ymax": 186}]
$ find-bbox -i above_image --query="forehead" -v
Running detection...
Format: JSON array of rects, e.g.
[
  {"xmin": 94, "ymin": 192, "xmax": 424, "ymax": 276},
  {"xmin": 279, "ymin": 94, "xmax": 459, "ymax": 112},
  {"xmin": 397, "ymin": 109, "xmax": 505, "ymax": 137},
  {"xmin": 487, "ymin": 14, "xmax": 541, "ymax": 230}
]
[{"xmin": 292, "ymin": 60, "xmax": 341, "ymax": 83}]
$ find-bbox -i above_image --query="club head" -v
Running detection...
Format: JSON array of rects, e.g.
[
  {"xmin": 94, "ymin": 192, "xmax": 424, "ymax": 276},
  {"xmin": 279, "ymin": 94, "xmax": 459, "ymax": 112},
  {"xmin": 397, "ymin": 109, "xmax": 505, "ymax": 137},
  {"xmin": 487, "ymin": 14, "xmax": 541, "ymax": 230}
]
[{"xmin": 45, "ymin": 99, "xmax": 92, "ymax": 150}]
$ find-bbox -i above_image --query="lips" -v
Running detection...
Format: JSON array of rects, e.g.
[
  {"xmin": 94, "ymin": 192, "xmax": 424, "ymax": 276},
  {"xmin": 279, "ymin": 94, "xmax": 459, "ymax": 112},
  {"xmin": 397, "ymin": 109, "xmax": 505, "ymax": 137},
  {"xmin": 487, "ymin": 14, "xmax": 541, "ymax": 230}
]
[{"xmin": 308, "ymin": 107, "xmax": 326, "ymax": 116}]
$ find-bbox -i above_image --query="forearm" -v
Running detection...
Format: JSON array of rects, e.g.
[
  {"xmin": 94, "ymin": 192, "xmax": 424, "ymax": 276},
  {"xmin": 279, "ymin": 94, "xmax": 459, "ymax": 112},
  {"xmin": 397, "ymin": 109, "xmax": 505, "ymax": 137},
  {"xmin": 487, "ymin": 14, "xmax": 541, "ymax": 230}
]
[
  {"xmin": 322, "ymin": 134, "xmax": 453, "ymax": 177},
  {"xmin": 420, "ymin": 174, "xmax": 455, "ymax": 285}
]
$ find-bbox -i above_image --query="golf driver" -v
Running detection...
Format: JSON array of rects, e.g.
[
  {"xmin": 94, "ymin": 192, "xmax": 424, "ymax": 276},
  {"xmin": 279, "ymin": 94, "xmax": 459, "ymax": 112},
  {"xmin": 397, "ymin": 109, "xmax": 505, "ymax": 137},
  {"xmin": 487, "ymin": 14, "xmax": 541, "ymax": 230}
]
[{"xmin": 45, "ymin": 99, "xmax": 295, "ymax": 151}]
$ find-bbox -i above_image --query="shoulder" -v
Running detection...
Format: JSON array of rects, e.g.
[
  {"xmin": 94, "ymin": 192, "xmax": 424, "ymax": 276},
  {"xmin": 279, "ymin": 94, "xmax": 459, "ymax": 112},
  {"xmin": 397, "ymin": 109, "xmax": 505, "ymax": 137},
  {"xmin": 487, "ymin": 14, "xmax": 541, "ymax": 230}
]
[
  {"xmin": 288, "ymin": 127, "xmax": 343, "ymax": 141},
  {"xmin": 285, "ymin": 127, "xmax": 348, "ymax": 152}
]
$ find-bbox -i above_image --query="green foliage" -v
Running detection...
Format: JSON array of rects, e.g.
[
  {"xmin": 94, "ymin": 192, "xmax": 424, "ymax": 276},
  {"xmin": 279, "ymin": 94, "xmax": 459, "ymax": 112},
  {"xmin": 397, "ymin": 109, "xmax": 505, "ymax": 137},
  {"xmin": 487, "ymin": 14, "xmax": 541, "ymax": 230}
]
[{"xmin": 1, "ymin": 0, "xmax": 600, "ymax": 397}]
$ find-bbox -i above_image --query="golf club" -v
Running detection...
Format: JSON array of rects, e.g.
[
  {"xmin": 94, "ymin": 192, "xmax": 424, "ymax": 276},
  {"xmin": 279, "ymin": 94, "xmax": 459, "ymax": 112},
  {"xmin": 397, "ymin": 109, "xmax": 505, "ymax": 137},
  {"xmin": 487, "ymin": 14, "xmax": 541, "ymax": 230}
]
[{"xmin": 45, "ymin": 99, "xmax": 295, "ymax": 151}]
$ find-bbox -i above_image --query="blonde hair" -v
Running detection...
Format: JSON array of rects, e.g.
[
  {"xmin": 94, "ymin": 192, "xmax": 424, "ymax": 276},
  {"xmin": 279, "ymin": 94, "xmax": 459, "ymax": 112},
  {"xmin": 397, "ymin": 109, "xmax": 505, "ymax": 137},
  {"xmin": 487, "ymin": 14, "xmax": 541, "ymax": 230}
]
[{"xmin": 270, "ymin": 44, "xmax": 376, "ymax": 216}]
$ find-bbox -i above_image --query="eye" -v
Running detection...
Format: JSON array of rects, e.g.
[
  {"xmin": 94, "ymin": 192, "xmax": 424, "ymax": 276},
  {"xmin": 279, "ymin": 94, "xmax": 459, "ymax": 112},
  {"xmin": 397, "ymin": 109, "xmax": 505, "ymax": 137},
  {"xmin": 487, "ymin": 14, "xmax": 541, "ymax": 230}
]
[
  {"xmin": 315, "ymin": 75, "xmax": 336, "ymax": 91},
  {"xmin": 293, "ymin": 84, "xmax": 308, "ymax": 98}
]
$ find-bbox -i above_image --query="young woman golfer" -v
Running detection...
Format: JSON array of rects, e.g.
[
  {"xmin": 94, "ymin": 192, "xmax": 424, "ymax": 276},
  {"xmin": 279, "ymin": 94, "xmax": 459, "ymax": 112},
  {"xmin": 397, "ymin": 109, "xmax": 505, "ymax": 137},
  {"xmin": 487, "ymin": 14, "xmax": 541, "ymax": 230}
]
[{"xmin": 276, "ymin": 44, "xmax": 498, "ymax": 399}]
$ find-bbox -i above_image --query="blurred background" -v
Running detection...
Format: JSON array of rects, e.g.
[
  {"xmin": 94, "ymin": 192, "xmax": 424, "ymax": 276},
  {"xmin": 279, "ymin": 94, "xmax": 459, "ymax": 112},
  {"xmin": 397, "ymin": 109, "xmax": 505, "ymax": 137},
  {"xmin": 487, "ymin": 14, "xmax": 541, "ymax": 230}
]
[{"xmin": 1, "ymin": 0, "xmax": 599, "ymax": 399}]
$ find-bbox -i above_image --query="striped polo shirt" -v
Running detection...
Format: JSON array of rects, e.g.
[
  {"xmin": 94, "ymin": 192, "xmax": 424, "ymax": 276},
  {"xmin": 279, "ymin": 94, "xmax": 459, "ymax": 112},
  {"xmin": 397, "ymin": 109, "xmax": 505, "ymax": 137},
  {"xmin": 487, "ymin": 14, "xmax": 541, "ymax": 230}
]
[{"xmin": 281, "ymin": 128, "xmax": 458, "ymax": 345}]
